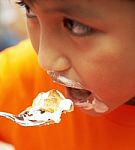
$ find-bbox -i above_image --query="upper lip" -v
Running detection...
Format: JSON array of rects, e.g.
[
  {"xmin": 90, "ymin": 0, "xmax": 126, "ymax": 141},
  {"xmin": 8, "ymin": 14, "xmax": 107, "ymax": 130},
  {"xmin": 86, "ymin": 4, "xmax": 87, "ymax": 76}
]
[{"xmin": 47, "ymin": 70, "xmax": 84, "ymax": 89}]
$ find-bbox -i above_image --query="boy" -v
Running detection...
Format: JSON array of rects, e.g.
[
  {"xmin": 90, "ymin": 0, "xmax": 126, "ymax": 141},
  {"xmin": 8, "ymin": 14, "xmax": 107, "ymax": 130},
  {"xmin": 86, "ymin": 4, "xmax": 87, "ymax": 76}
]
[
  {"xmin": 0, "ymin": 0, "xmax": 135, "ymax": 149},
  {"xmin": 16, "ymin": 0, "xmax": 135, "ymax": 115}
]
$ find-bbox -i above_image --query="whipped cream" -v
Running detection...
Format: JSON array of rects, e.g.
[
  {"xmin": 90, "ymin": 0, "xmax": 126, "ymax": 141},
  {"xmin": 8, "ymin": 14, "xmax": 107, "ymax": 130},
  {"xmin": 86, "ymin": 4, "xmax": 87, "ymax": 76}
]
[
  {"xmin": 25, "ymin": 90, "xmax": 74, "ymax": 124},
  {"xmin": 75, "ymin": 98, "xmax": 109, "ymax": 113},
  {"xmin": 47, "ymin": 70, "xmax": 84, "ymax": 89}
]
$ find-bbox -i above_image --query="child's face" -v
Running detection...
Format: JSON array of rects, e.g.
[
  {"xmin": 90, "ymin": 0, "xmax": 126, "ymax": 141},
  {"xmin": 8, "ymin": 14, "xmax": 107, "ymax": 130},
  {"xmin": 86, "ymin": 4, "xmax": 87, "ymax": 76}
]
[{"xmin": 19, "ymin": 0, "xmax": 135, "ymax": 115}]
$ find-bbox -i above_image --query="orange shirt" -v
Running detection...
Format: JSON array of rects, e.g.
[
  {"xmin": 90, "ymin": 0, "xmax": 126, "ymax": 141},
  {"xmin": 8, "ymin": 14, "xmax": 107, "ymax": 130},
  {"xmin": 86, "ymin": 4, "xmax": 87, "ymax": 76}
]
[{"xmin": 0, "ymin": 40, "xmax": 135, "ymax": 150}]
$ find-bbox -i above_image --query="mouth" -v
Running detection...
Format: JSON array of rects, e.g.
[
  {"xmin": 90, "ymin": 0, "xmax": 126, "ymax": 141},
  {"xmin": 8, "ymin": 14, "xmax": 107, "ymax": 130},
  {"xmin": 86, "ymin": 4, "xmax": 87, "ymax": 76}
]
[
  {"xmin": 66, "ymin": 87, "xmax": 91, "ymax": 102},
  {"xmin": 66, "ymin": 87, "xmax": 109, "ymax": 113},
  {"xmin": 66, "ymin": 87, "xmax": 96, "ymax": 110},
  {"xmin": 47, "ymin": 70, "xmax": 109, "ymax": 113}
]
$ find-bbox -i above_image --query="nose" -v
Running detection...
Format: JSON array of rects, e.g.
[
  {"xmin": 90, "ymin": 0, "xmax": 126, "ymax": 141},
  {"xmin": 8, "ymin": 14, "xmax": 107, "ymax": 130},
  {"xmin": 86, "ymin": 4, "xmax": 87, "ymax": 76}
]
[{"xmin": 38, "ymin": 30, "xmax": 71, "ymax": 72}]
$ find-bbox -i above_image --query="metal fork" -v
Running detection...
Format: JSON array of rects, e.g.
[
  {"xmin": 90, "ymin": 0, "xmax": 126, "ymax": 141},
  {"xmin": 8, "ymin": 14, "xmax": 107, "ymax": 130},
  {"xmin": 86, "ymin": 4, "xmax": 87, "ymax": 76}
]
[{"xmin": 0, "ymin": 111, "xmax": 48, "ymax": 126}]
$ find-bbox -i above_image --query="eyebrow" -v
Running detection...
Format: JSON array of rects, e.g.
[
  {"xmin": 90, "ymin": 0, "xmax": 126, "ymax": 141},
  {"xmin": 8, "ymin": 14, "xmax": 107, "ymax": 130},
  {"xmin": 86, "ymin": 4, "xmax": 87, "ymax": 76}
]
[
  {"xmin": 24, "ymin": 0, "xmax": 102, "ymax": 19},
  {"xmin": 24, "ymin": 0, "xmax": 62, "ymax": 5},
  {"xmin": 46, "ymin": 6, "xmax": 101, "ymax": 19},
  {"xmin": 24, "ymin": 0, "xmax": 36, "ymax": 6}
]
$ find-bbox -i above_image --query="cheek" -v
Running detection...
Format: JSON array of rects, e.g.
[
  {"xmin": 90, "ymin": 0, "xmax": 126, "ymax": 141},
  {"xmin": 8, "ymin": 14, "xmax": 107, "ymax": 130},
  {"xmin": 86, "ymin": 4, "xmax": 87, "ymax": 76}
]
[
  {"xmin": 77, "ymin": 50, "xmax": 135, "ymax": 104},
  {"xmin": 27, "ymin": 20, "xmax": 40, "ymax": 53}
]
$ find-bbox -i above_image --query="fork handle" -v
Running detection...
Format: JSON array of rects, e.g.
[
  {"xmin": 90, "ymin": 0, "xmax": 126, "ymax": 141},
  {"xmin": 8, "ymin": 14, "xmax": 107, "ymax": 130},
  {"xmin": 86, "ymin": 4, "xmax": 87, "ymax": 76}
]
[{"xmin": 0, "ymin": 112, "xmax": 15, "ymax": 121}]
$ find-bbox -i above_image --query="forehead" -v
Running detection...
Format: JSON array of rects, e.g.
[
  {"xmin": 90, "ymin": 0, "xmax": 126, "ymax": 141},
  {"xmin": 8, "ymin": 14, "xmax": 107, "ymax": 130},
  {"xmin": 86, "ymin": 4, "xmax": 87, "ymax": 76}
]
[
  {"xmin": 25, "ymin": 0, "xmax": 106, "ymax": 19},
  {"xmin": 24, "ymin": 0, "xmax": 135, "ymax": 11},
  {"xmin": 24, "ymin": 0, "xmax": 135, "ymax": 20},
  {"xmin": 25, "ymin": 0, "xmax": 91, "ymax": 5},
  {"xmin": 25, "ymin": 0, "xmax": 134, "ymax": 3},
  {"xmin": 25, "ymin": 0, "xmax": 135, "ymax": 12}
]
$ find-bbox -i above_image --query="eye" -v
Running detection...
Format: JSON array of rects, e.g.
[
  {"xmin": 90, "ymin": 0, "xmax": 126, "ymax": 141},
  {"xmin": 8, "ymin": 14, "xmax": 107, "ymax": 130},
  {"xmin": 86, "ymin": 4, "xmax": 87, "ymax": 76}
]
[
  {"xmin": 16, "ymin": 0, "xmax": 36, "ymax": 18},
  {"xmin": 63, "ymin": 18, "xmax": 94, "ymax": 36}
]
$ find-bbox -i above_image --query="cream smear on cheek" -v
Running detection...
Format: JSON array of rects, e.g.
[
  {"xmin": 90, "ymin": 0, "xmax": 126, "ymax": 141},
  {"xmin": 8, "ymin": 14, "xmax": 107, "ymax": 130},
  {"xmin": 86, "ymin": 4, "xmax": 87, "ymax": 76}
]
[{"xmin": 47, "ymin": 70, "xmax": 109, "ymax": 113}]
